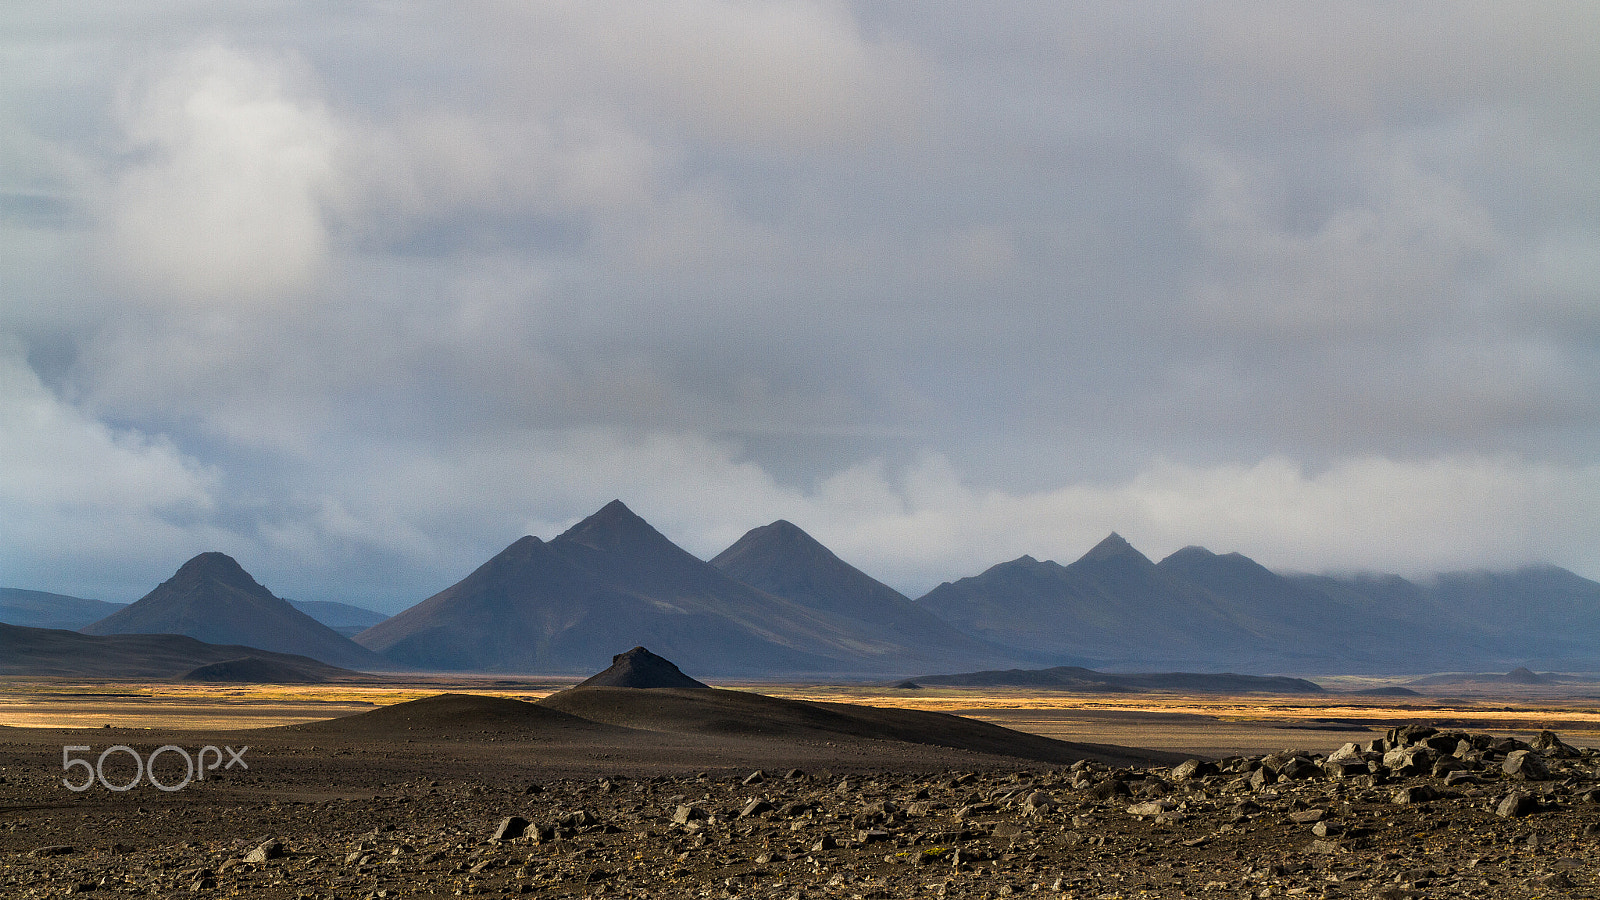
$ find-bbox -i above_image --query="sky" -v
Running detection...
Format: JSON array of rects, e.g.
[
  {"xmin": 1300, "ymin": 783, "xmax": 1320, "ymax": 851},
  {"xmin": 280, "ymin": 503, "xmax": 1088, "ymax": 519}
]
[{"xmin": 3, "ymin": 2, "xmax": 1598, "ymax": 611}]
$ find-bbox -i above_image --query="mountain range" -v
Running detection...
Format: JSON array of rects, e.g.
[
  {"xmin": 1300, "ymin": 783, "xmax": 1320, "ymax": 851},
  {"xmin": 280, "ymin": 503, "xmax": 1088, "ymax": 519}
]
[
  {"xmin": 355, "ymin": 501, "xmax": 1020, "ymax": 675},
  {"xmin": 9, "ymin": 500, "xmax": 1600, "ymax": 676},
  {"xmin": 920, "ymin": 537, "xmax": 1600, "ymax": 673}
]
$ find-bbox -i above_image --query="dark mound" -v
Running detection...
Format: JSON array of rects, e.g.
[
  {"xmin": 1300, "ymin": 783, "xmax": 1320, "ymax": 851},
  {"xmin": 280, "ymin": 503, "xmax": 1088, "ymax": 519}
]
[
  {"xmin": 538, "ymin": 687, "xmax": 1185, "ymax": 767},
  {"xmin": 1350, "ymin": 686, "xmax": 1423, "ymax": 697},
  {"xmin": 893, "ymin": 680, "xmax": 922, "ymax": 689},
  {"xmin": 573, "ymin": 646, "xmax": 710, "ymax": 689},
  {"xmin": 1409, "ymin": 668, "xmax": 1567, "ymax": 686},
  {"xmin": 914, "ymin": 665, "xmax": 1323, "ymax": 694},
  {"xmin": 179, "ymin": 656, "xmax": 332, "ymax": 683},
  {"xmin": 0, "ymin": 622, "xmax": 367, "ymax": 679},
  {"xmin": 283, "ymin": 693, "xmax": 626, "ymax": 738}
]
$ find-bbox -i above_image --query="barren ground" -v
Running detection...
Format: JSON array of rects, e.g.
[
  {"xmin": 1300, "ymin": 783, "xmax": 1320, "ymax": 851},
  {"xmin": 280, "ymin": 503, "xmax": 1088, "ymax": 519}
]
[{"xmin": 3, "ymin": 677, "xmax": 1600, "ymax": 898}]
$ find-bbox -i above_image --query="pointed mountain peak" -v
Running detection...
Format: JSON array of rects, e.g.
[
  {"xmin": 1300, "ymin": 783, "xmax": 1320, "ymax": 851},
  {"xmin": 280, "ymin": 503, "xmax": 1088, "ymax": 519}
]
[
  {"xmin": 1075, "ymin": 532, "xmax": 1153, "ymax": 566},
  {"xmin": 1161, "ymin": 545, "xmax": 1217, "ymax": 565},
  {"xmin": 573, "ymin": 646, "xmax": 710, "ymax": 689},
  {"xmin": 476, "ymin": 535, "xmax": 549, "ymax": 572},
  {"xmin": 172, "ymin": 552, "xmax": 267, "ymax": 593},
  {"xmin": 499, "ymin": 535, "xmax": 545, "ymax": 555},
  {"xmin": 762, "ymin": 519, "xmax": 809, "ymax": 540},
  {"xmin": 555, "ymin": 500, "xmax": 678, "ymax": 555},
  {"xmin": 724, "ymin": 519, "xmax": 829, "ymax": 556}
]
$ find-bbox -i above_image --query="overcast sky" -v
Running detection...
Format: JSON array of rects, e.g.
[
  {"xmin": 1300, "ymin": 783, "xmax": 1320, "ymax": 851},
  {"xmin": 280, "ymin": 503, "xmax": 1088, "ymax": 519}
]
[{"xmin": 4, "ymin": 2, "xmax": 1598, "ymax": 611}]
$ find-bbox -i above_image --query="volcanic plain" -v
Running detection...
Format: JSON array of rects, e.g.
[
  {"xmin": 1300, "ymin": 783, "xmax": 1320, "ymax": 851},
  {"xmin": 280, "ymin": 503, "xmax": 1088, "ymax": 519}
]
[{"xmin": 6, "ymin": 663, "xmax": 1600, "ymax": 899}]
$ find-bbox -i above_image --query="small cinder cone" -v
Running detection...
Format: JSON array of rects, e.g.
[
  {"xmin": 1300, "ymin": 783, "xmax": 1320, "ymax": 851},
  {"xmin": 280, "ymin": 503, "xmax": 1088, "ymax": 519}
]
[{"xmin": 573, "ymin": 647, "xmax": 710, "ymax": 689}]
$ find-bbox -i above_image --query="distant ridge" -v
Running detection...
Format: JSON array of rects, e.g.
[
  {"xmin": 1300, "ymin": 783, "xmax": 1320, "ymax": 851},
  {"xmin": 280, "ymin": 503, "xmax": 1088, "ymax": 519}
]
[
  {"xmin": 179, "ymin": 655, "xmax": 338, "ymax": 683},
  {"xmin": 0, "ymin": 622, "xmax": 366, "ymax": 679},
  {"xmin": 83, "ymin": 553, "xmax": 388, "ymax": 670},
  {"xmin": 289, "ymin": 599, "xmax": 388, "ymax": 637},
  {"xmin": 573, "ymin": 646, "xmax": 710, "ymax": 689},
  {"xmin": 915, "ymin": 534, "xmax": 1259, "ymax": 668},
  {"xmin": 911, "ymin": 665, "xmax": 1324, "ymax": 694},
  {"xmin": 0, "ymin": 587, "xmax": 126, "ymax": 631}
]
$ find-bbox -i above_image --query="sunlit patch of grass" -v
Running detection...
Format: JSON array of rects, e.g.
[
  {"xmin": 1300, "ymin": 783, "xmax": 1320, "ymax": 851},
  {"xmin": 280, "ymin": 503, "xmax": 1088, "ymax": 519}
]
[{"xmin": 4, "ymin": 676, "xmax": 1600, "ymax": 749}]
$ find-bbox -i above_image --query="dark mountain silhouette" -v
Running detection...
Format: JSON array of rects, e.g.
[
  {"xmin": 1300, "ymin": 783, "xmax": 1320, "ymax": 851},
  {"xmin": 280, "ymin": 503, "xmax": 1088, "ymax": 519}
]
[
  {"xmin": 82, "ymin": 553, "xmax": 388, "ymax": 670},
  {"xmin": 0, "ymin": 622, "xmax": 365, "ymax": 679},
  {"xmin": 289, "ymin": 599, "xmax": 389, "ymax": 637},
  {"xmin": 916, "ymin": 534, "xmax": 1260, "ymax": 668},
  {"xmin": 574, "ymin": 646, "xmax": 710, "ymax": 689},
  {"xmin": 710, "ymin": 519, "xmax": 1024, "ymax": 670},
  {"xmin": 356, "ymin": 500, "xmax": 975, "ymax": 675},
  {"xmin": 0, "ymin": 587, "xmax": 126, "ymax": 631},
  {"xmin": 179, "ymin": 656, "xmax": 337, "ymax": 683},
  {"xmin": 911, "ymin": 665, "xmax": 1324, "ymax": 694}
]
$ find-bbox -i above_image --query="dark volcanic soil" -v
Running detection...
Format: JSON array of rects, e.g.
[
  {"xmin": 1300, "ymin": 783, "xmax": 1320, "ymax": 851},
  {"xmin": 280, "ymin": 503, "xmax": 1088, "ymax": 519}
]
[{"xmin": 3, "ymin": 697, "xmax": 1600, "ymax": 899}]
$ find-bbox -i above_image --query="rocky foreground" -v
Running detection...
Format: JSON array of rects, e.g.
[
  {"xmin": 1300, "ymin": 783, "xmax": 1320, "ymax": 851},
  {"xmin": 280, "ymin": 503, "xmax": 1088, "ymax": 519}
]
[{"xmin": 5, "ymin": 723, "xmax": 1600, "ymax": 898}]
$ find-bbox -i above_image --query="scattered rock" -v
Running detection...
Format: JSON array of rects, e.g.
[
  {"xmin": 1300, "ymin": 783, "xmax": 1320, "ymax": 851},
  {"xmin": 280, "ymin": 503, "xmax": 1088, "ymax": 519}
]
[
  {"xmin": 1502, "ymin": 749, "xmax": 1551, "ymax": 780},
  {"xmin": 242, "ymin": 839, "xmax": 283, "ymax": 863},
  {"xmin": 491, "ymin": 816, "xmax": 528, "ymax": 841},
  {"xmin": 1496, "ymin": 792, "xmax": 1539, "ymax": 818}
]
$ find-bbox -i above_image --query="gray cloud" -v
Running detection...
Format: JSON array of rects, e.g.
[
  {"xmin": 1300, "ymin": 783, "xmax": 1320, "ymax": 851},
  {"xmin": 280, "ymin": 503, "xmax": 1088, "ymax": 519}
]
[{"xmin": 1, "ymin": 2, "xmax": 1596, "ymax": 607}]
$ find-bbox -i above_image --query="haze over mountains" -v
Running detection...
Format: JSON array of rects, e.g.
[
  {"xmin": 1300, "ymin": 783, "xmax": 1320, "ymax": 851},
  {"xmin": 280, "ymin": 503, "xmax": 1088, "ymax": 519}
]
[
  {"xmin": 920, "ymin": 538, "xmax": 1600, "ymax": 673},
  {"xmin": 0, "ymin": 588, "xmax": 126, "ymax": 631},
  {"xmin": 8, "ymin": 499, "xmax": 1600, "ymax": 676}
]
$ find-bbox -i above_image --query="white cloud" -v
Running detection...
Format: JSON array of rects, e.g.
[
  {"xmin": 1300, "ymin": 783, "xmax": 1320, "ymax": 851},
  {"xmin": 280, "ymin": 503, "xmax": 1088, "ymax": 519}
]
[
  {"xmin": 1195, "ymin": 2, "xmax": 1600, "ymax": 122},
  {"xmin": 0, "ymin": 337, "xmax": 224, "ymax": 596},
  {"xmin": 1184, "ymin": 138, "xmax": 1498, "ymax": 339},
  {"xmin": 473, "ymin": 0, "xmax": 928, "ymax": 149},
  {"xmin": 103, "ymin": 43, "xmax": 344, "ymax": 304},
  {"xmin": 241, "ymin": 429, "xmax": 1600, "ymax": 603}
]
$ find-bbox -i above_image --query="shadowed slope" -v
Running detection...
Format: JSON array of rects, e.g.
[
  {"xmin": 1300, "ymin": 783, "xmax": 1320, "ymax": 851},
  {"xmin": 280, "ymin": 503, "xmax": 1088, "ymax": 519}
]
[
  {"xmin": 538, "ymin": 686, "xmax": 1186, "ymax": 767},
  {"xmin": 712, "ymin": 520, "xmax": 1026, "ymax": 670},
  {"xmin": 283, "ymin": 693, "xmax": 628, "ymax": 738},
  {"xmin": 917, "ymin": 535, "xmax": 1259, "ymax": 667}
]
